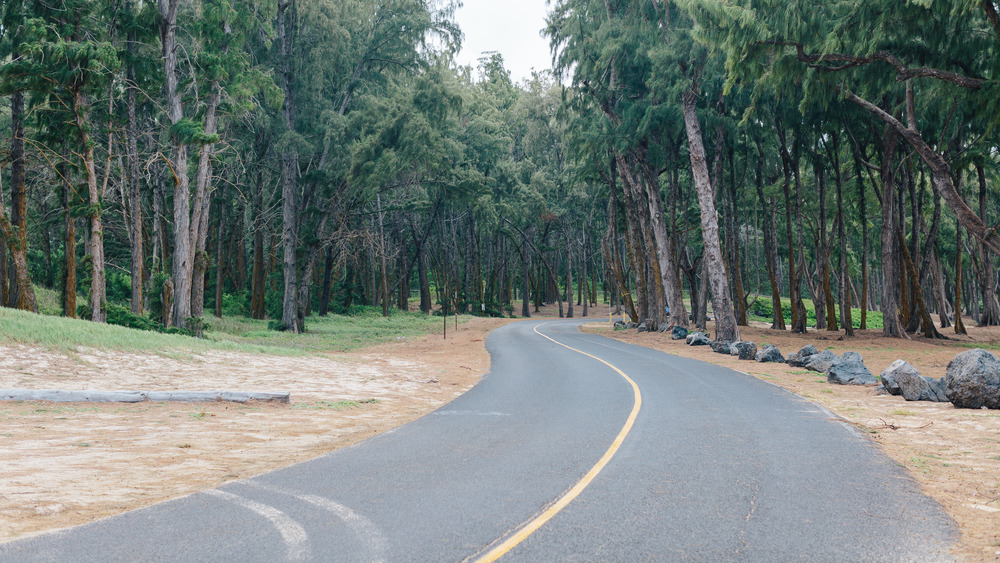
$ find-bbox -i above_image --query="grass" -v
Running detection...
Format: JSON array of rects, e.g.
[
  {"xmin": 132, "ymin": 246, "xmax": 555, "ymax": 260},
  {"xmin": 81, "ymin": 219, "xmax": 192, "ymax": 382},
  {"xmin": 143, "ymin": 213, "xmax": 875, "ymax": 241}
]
[
  {"xmin": 892, "ymin": 408, "xmax": 918, "ymax": 416},
  {"xmin": 957, "ymin": 342, "xmax": 1000, "ymax": 350},
  {"xmin": 0, "ymin": 304, "xmax": 461, "ymax": 357},
  {"xmin": 292, "ymin": 399, "xmax": 380, "ymax": 410}
]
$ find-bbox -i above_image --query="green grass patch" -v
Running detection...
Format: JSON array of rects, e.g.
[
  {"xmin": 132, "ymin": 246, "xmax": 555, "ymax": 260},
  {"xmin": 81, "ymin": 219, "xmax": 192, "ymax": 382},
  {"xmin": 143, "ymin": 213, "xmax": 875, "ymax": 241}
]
[
  {"xmin": 292, "ymin": 399, "xmax": 379, "ymax": 410},
  {"xmin": 891, "ymin": 409, "xmax": 918, "ymax": 416},
  {"xmin": 0, "ymin": 304, "xmax": 457, "ymax": 357},
  {"xmin": 957, "ymin": 342, "xmax": 1000, "ymax": 350}
]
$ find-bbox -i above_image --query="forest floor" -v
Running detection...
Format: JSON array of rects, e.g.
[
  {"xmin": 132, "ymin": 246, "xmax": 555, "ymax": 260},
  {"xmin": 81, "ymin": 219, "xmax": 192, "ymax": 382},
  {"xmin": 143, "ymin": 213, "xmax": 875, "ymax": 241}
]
[
  {"xmin": 2, "ymin": 305, "xmax": 999, "ymax": 561},
  {"xmin": 590, "ymin": 316, "xmax": 1000, "ymax": 562}
]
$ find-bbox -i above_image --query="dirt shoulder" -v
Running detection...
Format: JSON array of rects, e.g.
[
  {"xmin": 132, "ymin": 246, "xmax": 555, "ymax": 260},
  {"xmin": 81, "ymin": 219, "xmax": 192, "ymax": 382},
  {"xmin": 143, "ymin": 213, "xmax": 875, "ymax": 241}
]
[
  {"xmin": 0, "ymin": 316, "xmax": 515, "ymax": 543},
  {"xmin": 587, "ymin": 319, "xmax": 1000, "ymax": 562}
]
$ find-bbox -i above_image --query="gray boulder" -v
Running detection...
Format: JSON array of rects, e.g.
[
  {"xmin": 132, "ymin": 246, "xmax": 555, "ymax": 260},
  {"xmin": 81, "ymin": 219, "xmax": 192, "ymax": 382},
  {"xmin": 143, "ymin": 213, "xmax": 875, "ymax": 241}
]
[
  {"xmin": 924, "ymin": 377, "xmax": 949, "ymax": 402},
  {"xmin": 755, "ymin": 345, "xmax": 785, "ymax": 363},
  {"xmin": 827, "ymin": 357, "xmax": 877, "ymax": 385},
  {"xmin": 880, "ymin": 360, "xmax": 947, "ymax": 402},
  {"xmin": 842, "ymin": 351, "xmax": 863, "ymax": 363},
  {"xmin": 730, "ymin": 341, "xmax": 758, "ymax": 360},
  {"xmin": 805, "ymin": 350, "xmax": 842, "ymax": 373},
  {"xmin": 613, "ymin": 321, "xmax": 626, "ymax": 330},
  {"xmin": 625, "ymin": 322, "xmax": 638, "ymax": 329},
  {"xmin": 672, "ymin": 326, "xmax": 689, "ymax": 340},
  {"xmin": 637, "ymin": 323, "xmax": 649, "ymax": 333},
  {"xmin": 710, "ymin": 340, "xmax": 734, "ymax": 355},
  {"xmin": 687, "ymin": 332, "xmax": 710, "ymax": 346},
  {"xmin": 787, "ymin": 344, "xmax": 819, "ymax": 367},
  {"xmin": 944, "ymin": 349, "xmax": 1000, "ymax": 409}
]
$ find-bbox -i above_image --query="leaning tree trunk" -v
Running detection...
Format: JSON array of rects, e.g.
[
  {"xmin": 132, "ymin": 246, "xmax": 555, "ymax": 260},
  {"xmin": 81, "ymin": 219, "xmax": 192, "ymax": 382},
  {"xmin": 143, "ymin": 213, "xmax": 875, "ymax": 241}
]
[{"xmin": 682, "ymin": 88, "xmax": 739, "ymax": 343}]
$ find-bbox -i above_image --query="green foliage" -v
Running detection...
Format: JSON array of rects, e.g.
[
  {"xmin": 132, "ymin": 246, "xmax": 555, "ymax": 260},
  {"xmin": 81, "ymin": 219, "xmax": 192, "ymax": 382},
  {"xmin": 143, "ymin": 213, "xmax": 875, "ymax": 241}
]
[
  {"xmin": 170, "ymin": 118, "xmax": 220, "ymax": 146},
  {"xmin": 747, "ymin": 298, "xmax": 884, "ymax": 330}
]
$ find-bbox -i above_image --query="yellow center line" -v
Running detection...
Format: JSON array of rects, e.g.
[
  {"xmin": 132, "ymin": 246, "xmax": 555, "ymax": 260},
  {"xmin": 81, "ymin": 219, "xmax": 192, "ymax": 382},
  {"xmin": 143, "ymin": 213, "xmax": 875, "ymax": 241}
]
[{"xmin": 473, "ymin": 321, "xmax": 643, "ymax": 563}]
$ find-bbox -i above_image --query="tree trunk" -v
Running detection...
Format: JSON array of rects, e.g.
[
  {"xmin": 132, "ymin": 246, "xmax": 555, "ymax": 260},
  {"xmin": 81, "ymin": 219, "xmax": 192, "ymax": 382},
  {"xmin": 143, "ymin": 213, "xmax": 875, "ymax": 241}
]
[
  {"xmin": 682, "ymin": 88, "xmax": 739, "ymax": 343},
  {"xmin": 955, "ymin": 225, "xmax": 968, "ymax": 334},
  {"xmin": 974, "ymin": 161, "xmax": 1000, "ymax": 325},
  {"xmin": 73, "ymin": 89, "xmax": 105, "ymax": 322},
  {"xmin": 160, "ymin": 0, "xmax": 193, "ymax": 328},
  {"xmin": 190, "ymin": 76, "xmax": 223, "ymax": 328},
  {"xmin": 754, "ymin": 140, "xmax": 784, "ymax": 329},
  {"xmin": 879, "ymin": 128, "xmax": 905, "ymax": 337},
  {"xmin": 60, "ymin": 149, "xmax": 77, "ymax": 318},
  {"xmin": 565, "ymin": 230, "xmax": 574, "ymax": 318},
  {"xmin": 777, "ymin": 117, "xmax": 805, "ymax": 332},
  {"xmin": 278, "ymin": 0, "xmax": 301, "ymax": 332},
  {"xmin": 125, "ymin": 2, "xmax": 144, "ymax": 316},
  {"xmin": 816, "ymin": 161, "xmax": 838, "ymax": 331},
  {"xmin": 3, "ymin": 90, "xmax": 38, "ymax": 312}
]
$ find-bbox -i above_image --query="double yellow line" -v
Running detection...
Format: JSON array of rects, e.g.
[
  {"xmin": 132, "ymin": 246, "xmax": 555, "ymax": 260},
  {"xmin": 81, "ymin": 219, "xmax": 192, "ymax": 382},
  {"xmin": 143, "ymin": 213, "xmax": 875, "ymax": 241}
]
[{"xmin": 474, "ymin": 321, "xmax": 643, "ymax": 562}]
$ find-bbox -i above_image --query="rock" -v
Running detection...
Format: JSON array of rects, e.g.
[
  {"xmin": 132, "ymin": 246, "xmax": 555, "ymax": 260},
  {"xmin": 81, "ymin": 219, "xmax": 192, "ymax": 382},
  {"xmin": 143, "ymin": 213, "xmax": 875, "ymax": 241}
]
[
  {"xmin": 659, "ymin": 322, "xmax": 670, "ymax": 333},
  {"xmin": 842, "ymin": 351, "xmax": 863, "ymax": 363},
  {"xmin": 613, "ymin": 321, "xmax": 626, "ymax": 330},
  {"xmin": 755, "ymin": 345, "xmax": 785, "ymax": 363},
  {"xmin": 805, "ymin": 350, "xmax": 841, "ymax": 373},
  {"xmin": 924, "ymin": 377, "xmax": 949, "ymax": 402},
  {"xmin": 672, "ymin": 326, "xmax": 689, "ymax": 340},
  {"xmin": 637, "ymin": 323, "xmax": 649, "ymax": 333},
  {"xmin": 625, "ymin": 322, "xmax": 638, "ymax": 330},
  {"xmin": 687, "ymin": 332, "xmax": 710, "ymax": 346},
  {"xmin": 730, "ymin": 341, "xmax": 757, "ymax": 360},
  {"xmin": 827, "ymin": 356, "xmax": 877, "ymax": 385},
  {"xmin": 879, "ymin": 359, "xmax": 913, "ymax": 396},
  {"xmin": 710, "ymin": 340, "xmax": 734, "ymax": 355},
  {"xmin": 944, "ymin": 349, "xmax": 1000, "ymax": 409},
  {"xmin": 879, "ymin": 360, "xmax": 945, "ymax": 402},
  {"xmin": 787, "ymin": 344, "xmax": 819, "ymax": 367}
]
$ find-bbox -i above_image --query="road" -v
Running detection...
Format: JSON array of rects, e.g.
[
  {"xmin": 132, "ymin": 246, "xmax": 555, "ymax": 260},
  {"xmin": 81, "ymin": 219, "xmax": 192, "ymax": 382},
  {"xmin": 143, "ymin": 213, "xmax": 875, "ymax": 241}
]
[{"xmin": 1, "ymin": 320, "xmax": 956, "ymax": 562}]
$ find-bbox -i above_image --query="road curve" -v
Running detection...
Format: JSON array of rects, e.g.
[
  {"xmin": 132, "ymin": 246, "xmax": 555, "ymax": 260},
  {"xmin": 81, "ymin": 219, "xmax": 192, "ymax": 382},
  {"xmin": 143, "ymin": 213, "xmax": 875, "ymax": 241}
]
[{"xmin": 1, "ymin": 320, "xmax": 956, "ymax": 562}]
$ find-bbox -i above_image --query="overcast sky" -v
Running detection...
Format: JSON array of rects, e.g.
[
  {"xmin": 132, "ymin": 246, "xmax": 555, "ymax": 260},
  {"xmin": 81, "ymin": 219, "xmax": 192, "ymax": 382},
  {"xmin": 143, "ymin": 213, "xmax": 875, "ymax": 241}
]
[{"xmin": 452, "ymin": 0, "xmax": 554, "ymax": 84}]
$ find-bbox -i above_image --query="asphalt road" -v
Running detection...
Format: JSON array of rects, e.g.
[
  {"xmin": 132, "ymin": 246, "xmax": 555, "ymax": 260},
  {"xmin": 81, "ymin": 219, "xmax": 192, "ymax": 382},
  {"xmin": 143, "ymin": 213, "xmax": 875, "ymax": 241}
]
[{"xmin": 1, "ymin": 320, "xmax": 956, "ymax": 562}]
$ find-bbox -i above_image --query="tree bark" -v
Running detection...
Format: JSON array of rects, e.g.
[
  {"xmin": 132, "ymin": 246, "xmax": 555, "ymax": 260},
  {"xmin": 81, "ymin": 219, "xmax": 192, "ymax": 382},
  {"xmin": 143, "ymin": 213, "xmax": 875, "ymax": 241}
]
[
  {"xmin": 125, "ymin": 0, "xmax": 144, "ymax": 316},
  {"xmin": 879, "ymin": 127, "xmax": 905, "ymax": 337},
  {"xmin": 278, "ymin": 0, "xmax": 301, "ymax": 332},
  {"xmin": 73, "ymin": 89, "xmax": 105, "ymax": 322},
  {"xmin": 754, "ymin": 140, "xmax": 785, "ymax": 329},
  {"xmin": 3, "ymin": 89, "xmax": 38, "ymax": 312},
  {"xmin": 160, "ymin": 0, "xmax": 193, "ymax": 329},
  {"xmin": 682, "ymin": 88, "xmax": 739, "ymax": 343},
  {"xmin": 60, "ymin": 148, "xmax": 77, "ymax": 318}
]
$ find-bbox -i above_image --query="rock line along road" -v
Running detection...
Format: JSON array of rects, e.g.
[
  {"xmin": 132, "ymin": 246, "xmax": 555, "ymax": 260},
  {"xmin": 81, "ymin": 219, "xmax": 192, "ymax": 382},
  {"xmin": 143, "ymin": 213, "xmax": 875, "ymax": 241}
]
[{"xmin": 1, "ymin": 320, "xmax": 956, "ymax": 562}]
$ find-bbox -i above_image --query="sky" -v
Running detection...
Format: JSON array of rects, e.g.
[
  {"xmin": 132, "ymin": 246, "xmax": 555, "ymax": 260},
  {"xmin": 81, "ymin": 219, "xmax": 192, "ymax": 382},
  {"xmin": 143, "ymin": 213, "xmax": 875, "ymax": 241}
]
[{"xmin": 451, "ymin": 0, "xmax": 555, "ymax": 84}]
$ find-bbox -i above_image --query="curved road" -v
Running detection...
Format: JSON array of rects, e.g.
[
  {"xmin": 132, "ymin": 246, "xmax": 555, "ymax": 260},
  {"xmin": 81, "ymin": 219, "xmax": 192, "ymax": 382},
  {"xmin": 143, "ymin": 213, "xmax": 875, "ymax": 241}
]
[{"xmin": 1, "ymin": 320, "xmax": 955, "ymax": 562}]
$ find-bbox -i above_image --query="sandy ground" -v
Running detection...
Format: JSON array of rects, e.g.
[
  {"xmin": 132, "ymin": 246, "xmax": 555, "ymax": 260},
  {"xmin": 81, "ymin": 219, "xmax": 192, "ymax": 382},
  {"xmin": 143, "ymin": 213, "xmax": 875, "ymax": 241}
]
[
  {"xmin": 588, "ymin": 316, "xmax": 1000, "ymax": 562},
  {"xmin": 2, "ymin": 305, "xmax": 998, "ymax": 561},
  {"xmin": 0, "ymin": 316, "xmax": 513, "ymax": 543}
]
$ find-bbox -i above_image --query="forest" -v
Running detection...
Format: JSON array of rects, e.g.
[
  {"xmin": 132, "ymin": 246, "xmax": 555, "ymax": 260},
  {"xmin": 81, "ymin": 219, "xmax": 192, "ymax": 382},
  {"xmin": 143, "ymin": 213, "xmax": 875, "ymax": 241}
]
[{"xmin": 1, "ymin": 0, "xmax": 999, "ymax": 343}]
